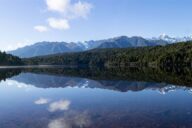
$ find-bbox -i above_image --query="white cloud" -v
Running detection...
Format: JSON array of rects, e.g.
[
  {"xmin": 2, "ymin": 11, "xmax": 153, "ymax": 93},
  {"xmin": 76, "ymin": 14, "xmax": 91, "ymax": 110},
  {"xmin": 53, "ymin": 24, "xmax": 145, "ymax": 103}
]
[
  {"xmin": 46, "ymin": 0, "xmax": 70, "ymax": 13},
  {"xmin": 34, "ymin": 0, "xmax": 92, "ymax": 32},
  {"xmin": 48, "ymin": 100, "xmax": 71, "ymax": 112},
  {"xmin": 34, "ymin": 25, "xmax": 48, "ymax": 32},
  {"xmin": 48, "ymin": 18, "xmax": 70, "ymax": 30},
  {"xmin": 1, "ymin": 39, "xmax": 33, "ymax": 51},
  {"xmin": 34, "ymin": 98, "xmax": 50, "ymax": 105},
  {"xmin": 46, "ymin": 0, "xmax": 92, "ymax": 19},
  {"xmin": 71, "ymin": 1, "xmax": 92, "ymax": 19}
]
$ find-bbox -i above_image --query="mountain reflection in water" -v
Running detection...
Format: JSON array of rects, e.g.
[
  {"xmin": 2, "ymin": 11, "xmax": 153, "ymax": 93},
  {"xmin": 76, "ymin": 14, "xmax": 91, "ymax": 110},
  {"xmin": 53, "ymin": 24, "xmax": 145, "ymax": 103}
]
[{"xmin": 0, "ymin": 67, "xmax": 192, "ymax": 128}]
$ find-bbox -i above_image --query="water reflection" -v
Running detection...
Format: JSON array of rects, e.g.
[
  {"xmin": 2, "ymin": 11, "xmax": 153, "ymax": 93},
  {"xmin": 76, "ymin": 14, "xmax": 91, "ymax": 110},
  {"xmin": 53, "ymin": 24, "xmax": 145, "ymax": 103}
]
[
  {"xmin": 48, "ymin": 100, "xmax": 71, "ymax": 112},
  {"xmin": 8, "ymin": 71, "xmax": 192, "ymax": 94},
  {"xmin": 34, "ymin": 98, "xmax": 50, "ymax": 105},
  {"xmin": 48, "ymin": 111, "xmax": 91, "ymax": 128},
  {"xmin": 0, "ymin": 67, "xmax": 192, "ymax": 128},
  {"xmin": 1, "ymin": 66, "xmax": 192, "ymax": 88}
]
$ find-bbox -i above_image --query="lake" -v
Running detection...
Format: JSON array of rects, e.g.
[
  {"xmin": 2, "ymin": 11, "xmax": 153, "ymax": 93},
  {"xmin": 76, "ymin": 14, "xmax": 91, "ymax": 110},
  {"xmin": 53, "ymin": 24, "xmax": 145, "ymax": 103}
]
[{"xmin": 0, "ymin": 67, "xmax": 192, "ymax": 128}]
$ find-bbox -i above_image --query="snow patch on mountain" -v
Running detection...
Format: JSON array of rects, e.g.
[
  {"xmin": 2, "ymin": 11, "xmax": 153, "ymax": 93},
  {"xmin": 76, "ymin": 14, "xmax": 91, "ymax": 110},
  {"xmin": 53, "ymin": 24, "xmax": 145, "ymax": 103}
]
[{"xmin": 152, "ymin": 34, "xmax": 192, "ymax": 43}]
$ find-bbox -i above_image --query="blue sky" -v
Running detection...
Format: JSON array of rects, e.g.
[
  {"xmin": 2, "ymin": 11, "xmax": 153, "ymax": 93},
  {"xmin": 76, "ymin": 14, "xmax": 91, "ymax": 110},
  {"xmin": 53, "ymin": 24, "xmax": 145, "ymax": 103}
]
[{"xmin": 0, "ymin": 0, "xmax": 192, "ymax": 51}]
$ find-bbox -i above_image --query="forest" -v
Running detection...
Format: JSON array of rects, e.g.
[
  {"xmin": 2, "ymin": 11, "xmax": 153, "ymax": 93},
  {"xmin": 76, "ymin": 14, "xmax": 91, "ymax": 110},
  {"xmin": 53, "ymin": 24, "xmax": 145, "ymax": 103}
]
[
  {"xmin": 0, "ymin": 51, "xmax": 23, "ymax": 66},
  {"xmin": 24, "ymin": 41, "xmax": 192, "ymax": 68}
]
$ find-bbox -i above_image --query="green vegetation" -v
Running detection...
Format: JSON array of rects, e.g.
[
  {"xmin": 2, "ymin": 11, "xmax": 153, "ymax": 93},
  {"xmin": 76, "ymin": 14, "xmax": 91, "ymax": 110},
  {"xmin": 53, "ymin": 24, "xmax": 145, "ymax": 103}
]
[
  {"xmin": 24, "ymin": 41, "xmax": 192, "ymax": 68},
  {"xmin": 0, "ymin": 51, "xmax": 23, "ymax": 66}
]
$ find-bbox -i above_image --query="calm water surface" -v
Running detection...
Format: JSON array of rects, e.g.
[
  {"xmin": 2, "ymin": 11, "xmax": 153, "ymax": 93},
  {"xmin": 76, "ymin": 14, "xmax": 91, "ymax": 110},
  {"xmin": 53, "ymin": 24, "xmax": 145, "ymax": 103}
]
[{"xmin": 0, "ymin": 67, "xmax": 192, "ymax": 128}]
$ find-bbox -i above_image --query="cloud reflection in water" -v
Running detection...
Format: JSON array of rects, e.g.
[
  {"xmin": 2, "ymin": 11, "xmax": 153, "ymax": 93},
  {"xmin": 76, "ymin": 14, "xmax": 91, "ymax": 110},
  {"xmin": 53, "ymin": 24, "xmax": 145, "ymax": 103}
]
[
  {"xmin": 48, "ymin": 111, "xmax": 91, "ymax": 128},
  {"xmin": 34, "ymin": 98, "xmax": 50, "ymax": 105},
  {"xmin": 48, "ymin": 100, "xmax": 71, "ymax": 112}
]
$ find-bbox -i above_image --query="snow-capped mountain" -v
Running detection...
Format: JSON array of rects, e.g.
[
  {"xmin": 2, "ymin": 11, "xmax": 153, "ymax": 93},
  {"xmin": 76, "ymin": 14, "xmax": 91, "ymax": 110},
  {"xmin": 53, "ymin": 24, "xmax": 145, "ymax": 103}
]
[
  {"xmin": 153, "ymin": 34, "xmax": 192, "ymax": 43},
  {"xmin": 8, "ymin": 36, "xmax": 167, "ymax": 58},
  {"xmin": 8, "ymin": 34, "xmax": 192, "ymax": 58}
]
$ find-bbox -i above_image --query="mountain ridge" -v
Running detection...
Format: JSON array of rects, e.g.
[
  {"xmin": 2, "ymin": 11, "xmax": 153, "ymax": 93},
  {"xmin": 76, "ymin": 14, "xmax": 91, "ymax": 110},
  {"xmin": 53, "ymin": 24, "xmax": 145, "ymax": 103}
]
[
  {"xmin": 8, "ymin": 36, "xmax": 169, "ymax": 58},
  {"xmin": 8, "ymin": 35, "xmax": 192, "ymax": 58}
]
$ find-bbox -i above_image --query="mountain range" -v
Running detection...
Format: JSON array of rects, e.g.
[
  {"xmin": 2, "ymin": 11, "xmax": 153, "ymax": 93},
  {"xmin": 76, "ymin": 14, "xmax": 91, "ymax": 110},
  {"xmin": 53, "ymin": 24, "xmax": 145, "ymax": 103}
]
[
  {"xmin": 8, "ymin": 35, "xmax": 192, "ymax": 58},
  {"xmin": 152, "ymin": 34, "xmax": 192, "ymax": 43}
]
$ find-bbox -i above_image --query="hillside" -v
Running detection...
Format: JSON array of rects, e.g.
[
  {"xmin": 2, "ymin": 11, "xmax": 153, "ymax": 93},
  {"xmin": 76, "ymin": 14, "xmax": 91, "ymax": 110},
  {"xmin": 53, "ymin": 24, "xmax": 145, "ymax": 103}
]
[
  {"xmin": 97, "ymin": 36, "xmax": 167, "ymax": 48},
  {"xmin": 9, "ymin": 36, "xmax": 168, "ymax": 58},
  {"xmin": 8, "ymin": 42, "xmax": 86, "ymax": 58},
  {"xmin": 24, "ymin": 41, "xmax": 192, "ymax": 67},
  {"xmin": 0, "ymin": 51, "xmax": 23, "ymax": 66}
]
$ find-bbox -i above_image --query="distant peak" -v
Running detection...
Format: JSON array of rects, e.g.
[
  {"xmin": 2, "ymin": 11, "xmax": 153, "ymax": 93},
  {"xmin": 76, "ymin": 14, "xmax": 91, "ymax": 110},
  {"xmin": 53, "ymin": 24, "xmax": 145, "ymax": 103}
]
[
  {"xmin": 156, "ymin": 34, "xmax": 192, "ymax": 43},
  {"xmin": 118, "ymin": 35, "xmax": 128, "ymax": 38},
  {"xmin": 159, "ymin": 34, "xmax": 171, "ymax": 39},
  {"xmin": 112, "ymin": 36, "xmax": 128, "ymax": 40}
]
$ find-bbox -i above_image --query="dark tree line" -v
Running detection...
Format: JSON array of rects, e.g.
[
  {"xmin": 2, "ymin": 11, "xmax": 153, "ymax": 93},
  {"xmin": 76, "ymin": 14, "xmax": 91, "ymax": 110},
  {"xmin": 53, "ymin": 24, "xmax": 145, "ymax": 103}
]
[
  {"xmin": 24, "ymin": 41, "xmax": 192, "ymax": 68},
  {"xmin": 0, "ymin": 51, "xmax": 23, "ymax": 66}
]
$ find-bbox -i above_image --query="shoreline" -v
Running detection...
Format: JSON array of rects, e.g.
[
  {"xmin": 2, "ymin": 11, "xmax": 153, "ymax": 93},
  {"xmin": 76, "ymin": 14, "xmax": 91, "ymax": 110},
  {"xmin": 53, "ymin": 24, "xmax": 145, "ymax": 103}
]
[{"xmin": 0, "ymin": 65, "xmax": 78, "ymax": 69}]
